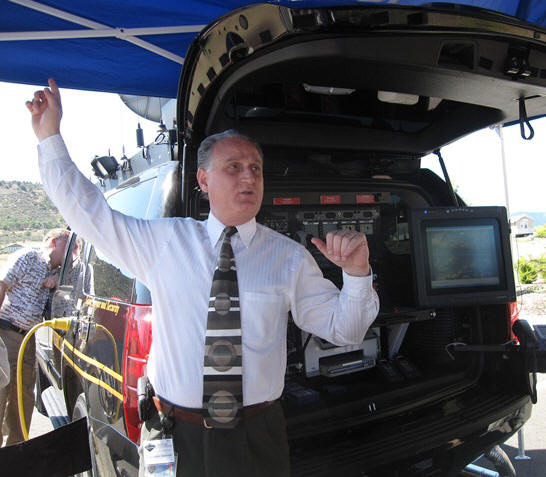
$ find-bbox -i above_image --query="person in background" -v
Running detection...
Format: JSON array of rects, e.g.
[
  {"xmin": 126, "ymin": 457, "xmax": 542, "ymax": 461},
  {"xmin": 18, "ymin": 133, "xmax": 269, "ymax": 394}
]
[{"xmin": 0, "ymin": 228, "xmax": 68, "ymax": 445}]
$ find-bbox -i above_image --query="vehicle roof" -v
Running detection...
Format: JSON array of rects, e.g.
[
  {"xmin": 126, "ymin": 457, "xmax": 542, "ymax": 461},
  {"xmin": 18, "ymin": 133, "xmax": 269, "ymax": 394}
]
[{"xmin": 102, "ymin": 160, "xmax": 178, "ymax": 198}]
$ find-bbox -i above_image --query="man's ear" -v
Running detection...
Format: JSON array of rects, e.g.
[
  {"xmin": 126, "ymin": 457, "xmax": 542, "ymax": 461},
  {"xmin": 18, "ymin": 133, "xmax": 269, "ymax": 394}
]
[{"xmin": 197, "ymin": 168, "xmax": 208, "ymax": 193}]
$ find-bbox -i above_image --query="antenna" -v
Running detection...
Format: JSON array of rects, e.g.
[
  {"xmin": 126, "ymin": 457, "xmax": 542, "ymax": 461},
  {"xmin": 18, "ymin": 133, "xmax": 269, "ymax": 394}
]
[{"xmin": 136, "ymin": 123, "xmax": 147, "ymax": 159}]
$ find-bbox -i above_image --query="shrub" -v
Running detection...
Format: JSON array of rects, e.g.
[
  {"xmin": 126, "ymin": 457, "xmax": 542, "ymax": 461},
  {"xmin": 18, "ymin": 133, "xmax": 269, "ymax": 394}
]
[
  {"xmin": 518, "ymin": 258, "xmax": 538, "ymax": 284},
  {"xmin": 536, "ymin": 225, "xmax": 546, "ymax": 238},
  {"xmin": 535, "ymin": 254, "xmax": 546, "ymax": 279}
]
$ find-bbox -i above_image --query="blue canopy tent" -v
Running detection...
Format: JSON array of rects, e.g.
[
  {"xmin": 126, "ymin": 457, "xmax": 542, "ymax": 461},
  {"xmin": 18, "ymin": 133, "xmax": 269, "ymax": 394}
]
[{"xmin": 1, "ymin": 0, "xmax": 546, "ymax": 98}]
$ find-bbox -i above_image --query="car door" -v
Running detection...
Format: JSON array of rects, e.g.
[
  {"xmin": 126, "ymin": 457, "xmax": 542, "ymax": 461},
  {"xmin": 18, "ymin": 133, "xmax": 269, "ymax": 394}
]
[{"xmin": 36, "ymin": 232, "xmax": 86, "ymax": 388}]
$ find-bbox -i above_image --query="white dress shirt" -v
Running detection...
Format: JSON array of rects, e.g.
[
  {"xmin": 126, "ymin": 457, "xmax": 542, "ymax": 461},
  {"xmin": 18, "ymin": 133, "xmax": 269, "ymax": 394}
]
[{"xmin": 38, "ymin": 134, "xmax": 379, "ymax": 407}]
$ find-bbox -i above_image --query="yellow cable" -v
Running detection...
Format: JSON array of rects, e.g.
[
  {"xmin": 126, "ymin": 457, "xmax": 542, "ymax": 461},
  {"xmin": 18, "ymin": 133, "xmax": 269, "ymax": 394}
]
[{"xmin": 17, "ymin": 318, "xmax": 73, "ymax": 440}]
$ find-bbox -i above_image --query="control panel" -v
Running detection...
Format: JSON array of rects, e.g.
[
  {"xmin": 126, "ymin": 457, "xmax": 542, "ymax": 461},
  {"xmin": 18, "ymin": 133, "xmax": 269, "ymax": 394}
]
[
  {"xmin": 198, "ymin": 189, "xmax": 419, "ymax": 379},
  {"xmin": 261, "ymin": 207, "xmax": 379, "ymax": 239},
  {"xmin": 258, "ymin": 200, "xmax": 385, "ymax": 287}
]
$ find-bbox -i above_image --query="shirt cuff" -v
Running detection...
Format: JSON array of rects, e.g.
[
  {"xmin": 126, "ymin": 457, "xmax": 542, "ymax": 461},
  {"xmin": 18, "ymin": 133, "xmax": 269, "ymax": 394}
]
[
  {"xmin": 342, "ymin": 268, "xmax": 374, "ymax": 299},
  {"xmin": 37, "ymin": 134, "xmax": 69, "ymax": 163}
]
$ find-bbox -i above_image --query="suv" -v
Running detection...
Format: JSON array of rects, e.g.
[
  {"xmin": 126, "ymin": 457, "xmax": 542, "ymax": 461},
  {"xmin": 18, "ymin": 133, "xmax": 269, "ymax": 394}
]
[{"xmin": 36, "ymin": 3, "xmax": 546, "ymax": 477}]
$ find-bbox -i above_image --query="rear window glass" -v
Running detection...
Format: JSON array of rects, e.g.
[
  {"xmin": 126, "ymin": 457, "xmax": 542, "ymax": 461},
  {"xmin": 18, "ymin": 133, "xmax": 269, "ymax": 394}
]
[
  {"xmin": 107, "ymin": 178, "xmax": 155, "ymax": 218},
  {"xmin": 83, "ymin": 177, "xmax": 157, "ymax": 303},
  {"xmin": 133, "ymin": 281, "xmax": 152, "ymax": 305}
]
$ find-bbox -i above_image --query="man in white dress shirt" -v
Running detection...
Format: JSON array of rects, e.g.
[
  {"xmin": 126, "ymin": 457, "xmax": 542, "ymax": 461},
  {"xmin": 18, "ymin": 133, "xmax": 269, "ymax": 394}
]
[{"xmin": 27, "ymin": 79, "xmax": 379, "ymax": 477}]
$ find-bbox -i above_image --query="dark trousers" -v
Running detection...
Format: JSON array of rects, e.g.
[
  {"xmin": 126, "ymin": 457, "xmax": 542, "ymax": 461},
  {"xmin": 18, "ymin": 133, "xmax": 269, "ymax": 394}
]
[{"xmin": 139, "ymin": 401, "xmax": 290, "ymax": 477}]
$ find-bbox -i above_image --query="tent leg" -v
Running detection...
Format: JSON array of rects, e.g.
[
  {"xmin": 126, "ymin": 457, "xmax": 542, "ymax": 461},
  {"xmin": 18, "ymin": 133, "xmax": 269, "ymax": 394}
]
[{"xmin": 515, "ymin": 428, "xmax": 531, "ymax": 460}]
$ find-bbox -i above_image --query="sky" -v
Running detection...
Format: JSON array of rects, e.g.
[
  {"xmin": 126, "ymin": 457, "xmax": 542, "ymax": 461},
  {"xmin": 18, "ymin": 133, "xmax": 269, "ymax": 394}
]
[
  {"xmin": 1, "ymin": 81, "xmax": 158, "ymax": 183},
  {"xmin": 421, "ymin": 125, "xmax": 546, "ymax": 214},
  {"xmin": 1, "ymin": 80, "xmax": 545, "ymax": 214}
]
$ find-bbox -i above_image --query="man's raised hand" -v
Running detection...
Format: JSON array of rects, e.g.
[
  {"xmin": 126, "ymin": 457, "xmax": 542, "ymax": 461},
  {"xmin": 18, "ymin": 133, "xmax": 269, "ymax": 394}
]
[
  {"xmin": 311, "ymin": 230, "xmax": 371, "ymax": 277},
  {"xmin": 25, "ymin": 78, "xmax": 62, "ymax": 142}
]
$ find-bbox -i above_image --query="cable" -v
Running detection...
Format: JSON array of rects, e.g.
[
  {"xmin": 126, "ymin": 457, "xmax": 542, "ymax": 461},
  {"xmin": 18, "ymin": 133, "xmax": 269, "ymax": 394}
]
[
  {"xmin": 445, "ymin": 339, "xmax": 516, "ymax": 360},
  {"xmin": 17, "ymin": 318, "xmax": 73, "ymax": 441},
  {"xmin": 445, "ymin": 342, "xmax": 468, "ymax": 361},
  {"xmin": 518, "ymin": 97, "xmax": 535, "ymax": 140},
  {"xmin": 154, "ymin": 132, "xmax": 166, "ymax": 143}
]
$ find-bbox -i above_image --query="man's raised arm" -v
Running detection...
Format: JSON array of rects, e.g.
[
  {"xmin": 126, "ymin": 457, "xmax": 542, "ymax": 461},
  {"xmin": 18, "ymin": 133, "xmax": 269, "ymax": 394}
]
[{"xmin": 26, "ymin": 79, "xmax": 172, "ymax": 285}]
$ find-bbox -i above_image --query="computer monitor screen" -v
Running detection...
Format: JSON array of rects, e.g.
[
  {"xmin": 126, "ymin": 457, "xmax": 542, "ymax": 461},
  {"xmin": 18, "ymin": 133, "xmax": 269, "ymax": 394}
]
[
  {"xmin": 409, "ymin": 207, "xmax": 515, "ymax": 307},
  {"xmin": 426, "ymin": 223, "xmax": 500, "ymax": 289}
]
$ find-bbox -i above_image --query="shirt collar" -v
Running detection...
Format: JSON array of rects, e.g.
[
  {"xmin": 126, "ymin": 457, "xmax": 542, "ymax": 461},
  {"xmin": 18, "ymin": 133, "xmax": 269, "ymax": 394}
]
[{"xmin": 207, "ymin": 212, "xmax": 257, "ymax": 249}]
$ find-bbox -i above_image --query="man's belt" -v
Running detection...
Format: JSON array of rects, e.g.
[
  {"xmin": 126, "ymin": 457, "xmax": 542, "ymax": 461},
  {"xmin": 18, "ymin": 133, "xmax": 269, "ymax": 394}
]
[
  {"xmin": 0, "ymin": 319, "xmax": 27, "ymax": 335},
  {"xmin": 152, "ymin": 396, "xmax": 276, "ymax": 428}
]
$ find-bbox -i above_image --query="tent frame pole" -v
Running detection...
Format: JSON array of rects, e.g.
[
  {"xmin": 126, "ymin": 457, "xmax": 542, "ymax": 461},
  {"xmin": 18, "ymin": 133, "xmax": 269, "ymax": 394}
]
[
  {"xmin": 0, "ymin": 25, "xmax": 205, "ymax": 42},
  {"xmin": 8, "ymin": 0, "xmax": 197, "ymax": 64}
]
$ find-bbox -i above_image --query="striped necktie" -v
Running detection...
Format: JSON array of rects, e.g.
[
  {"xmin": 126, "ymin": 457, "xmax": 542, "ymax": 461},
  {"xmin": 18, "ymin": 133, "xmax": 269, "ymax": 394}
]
[{"xmin": 203, "ymin": 226, "xmax": 243, "ymax": 428}]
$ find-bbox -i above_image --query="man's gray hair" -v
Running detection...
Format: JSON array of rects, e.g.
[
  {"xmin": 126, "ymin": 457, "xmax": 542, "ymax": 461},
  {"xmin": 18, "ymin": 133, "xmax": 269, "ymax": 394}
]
[
  {"xmin": 43, "ymin": 228, "xmax": 70, "ymax": 244},
  {"xmin": 197, "ymin": 130, "xmax": 263, "ymax": 170}
]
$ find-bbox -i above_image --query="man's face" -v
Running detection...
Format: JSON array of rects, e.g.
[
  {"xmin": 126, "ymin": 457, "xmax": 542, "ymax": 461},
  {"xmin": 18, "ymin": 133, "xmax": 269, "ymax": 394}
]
[
  {"xmin": 47, "ymin": 235, "xmax": 68, "ymax": 268},
  {"xmin": 197, "ymin": 137, "xmax": 264, "ymax": 226}
]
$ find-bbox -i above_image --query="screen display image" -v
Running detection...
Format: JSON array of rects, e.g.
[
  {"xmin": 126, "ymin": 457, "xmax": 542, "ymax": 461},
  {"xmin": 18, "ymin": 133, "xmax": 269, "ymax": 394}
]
[{"xmin": 425, "ymin": 224, "xmax": 500, "ymax": 289}]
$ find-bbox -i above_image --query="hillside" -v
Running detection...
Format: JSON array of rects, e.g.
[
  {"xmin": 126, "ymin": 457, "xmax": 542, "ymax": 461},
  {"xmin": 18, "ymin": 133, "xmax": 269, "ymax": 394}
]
[{"xmin": 0, "ymin": 180, "xmax": 65, "ymax": 247}]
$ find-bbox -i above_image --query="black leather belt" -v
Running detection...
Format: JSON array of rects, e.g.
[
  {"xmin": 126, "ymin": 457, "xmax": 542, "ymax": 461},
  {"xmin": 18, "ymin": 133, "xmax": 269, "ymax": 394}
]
[
  {"xmin": 153, "ymin": 396, "xmax": 276, "ymax": 427},
  {"xmin": 0, "ymin": 319, "xmax": 27, "ymax": 335}
]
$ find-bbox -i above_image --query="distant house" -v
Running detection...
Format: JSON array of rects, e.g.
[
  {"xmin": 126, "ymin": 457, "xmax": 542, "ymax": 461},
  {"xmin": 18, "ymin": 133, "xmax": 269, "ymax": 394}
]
[{"xmin": 511, "ymin": 215, "xmax": 535, "ymax": 237}]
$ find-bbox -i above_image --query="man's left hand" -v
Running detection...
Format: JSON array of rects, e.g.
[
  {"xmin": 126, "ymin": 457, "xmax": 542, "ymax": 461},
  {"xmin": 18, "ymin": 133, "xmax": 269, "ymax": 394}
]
[
  {"xmin": 43, "ymin": 272, "xmax": 59, "ymax": 289},
  {"xmin": 311, "ymin": 230, "xmax": 370, "ymax": 277}
]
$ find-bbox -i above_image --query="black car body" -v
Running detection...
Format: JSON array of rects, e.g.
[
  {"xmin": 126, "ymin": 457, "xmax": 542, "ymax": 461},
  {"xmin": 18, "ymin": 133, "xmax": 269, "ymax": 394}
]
[{"xmin": 35, "ymin": 3, "xmax": 546, "ymax": 476}]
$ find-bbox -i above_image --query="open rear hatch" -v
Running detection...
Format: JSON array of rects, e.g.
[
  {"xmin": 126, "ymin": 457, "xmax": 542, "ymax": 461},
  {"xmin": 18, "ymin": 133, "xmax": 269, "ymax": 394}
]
[{"xmin": 177, "ymin": 3, "xmax": 544, "ymax": 473}]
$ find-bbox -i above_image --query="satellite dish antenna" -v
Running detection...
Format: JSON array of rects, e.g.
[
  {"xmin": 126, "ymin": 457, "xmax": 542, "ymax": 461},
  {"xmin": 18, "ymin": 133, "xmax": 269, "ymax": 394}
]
[{"xmin": 119, "ymin": 95, "xmax": 171, "ymax": 122}]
